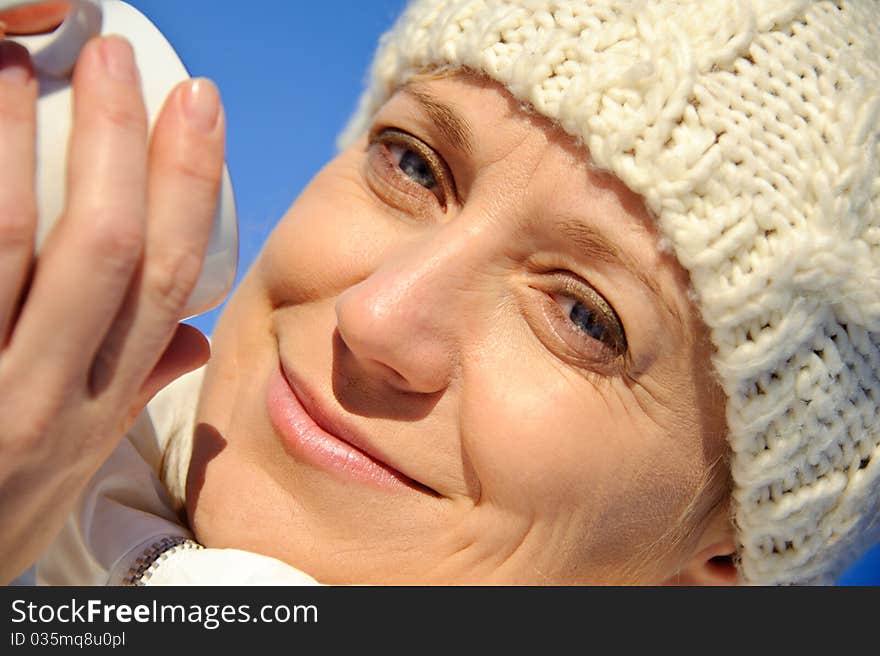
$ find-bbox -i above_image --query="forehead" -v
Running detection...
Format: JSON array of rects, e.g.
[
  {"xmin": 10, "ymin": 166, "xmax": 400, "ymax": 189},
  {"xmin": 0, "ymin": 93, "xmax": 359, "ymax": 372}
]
[{"xmin": 386, "ymin": 73, "xmax": 657, "ymax": 224}]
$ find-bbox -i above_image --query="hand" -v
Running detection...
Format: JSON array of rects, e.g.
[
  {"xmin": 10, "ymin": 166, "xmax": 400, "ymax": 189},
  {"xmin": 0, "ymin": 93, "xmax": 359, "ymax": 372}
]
[{"xmin": 0, "ymin": 35, "xmax": 225, "ymax": 584}]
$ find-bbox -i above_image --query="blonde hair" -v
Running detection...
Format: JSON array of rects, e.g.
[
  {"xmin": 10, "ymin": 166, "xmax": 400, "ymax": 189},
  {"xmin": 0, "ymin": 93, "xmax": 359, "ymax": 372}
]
[{"xmin": 619, "ymin": 451, "xmax": 734, "ymax": 584}]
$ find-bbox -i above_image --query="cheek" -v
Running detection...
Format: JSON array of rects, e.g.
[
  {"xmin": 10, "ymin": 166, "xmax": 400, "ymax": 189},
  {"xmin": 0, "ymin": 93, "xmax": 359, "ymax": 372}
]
[
  {"xmin": 458, "ymin": 332, "xmax": 632, "ymax": 502},
  {"xmin": 257, "ymin": 150, "xmax": 407, "ymax": 306},
  {"xmin": 460, "ymin": 343, "xmax": 705, "ymax": 566}
]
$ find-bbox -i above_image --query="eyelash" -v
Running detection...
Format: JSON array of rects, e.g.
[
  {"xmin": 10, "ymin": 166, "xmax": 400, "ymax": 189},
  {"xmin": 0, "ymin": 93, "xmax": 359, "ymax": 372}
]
[
  {"xmin": 536, "ymin": 272, "xmax": 628, "ymax": 365},
  {"xmin": 365, "ymin": 128, "xmax": 456, "ymax": 214},
  {"xmin": 364, "ymin": 126, "xmax": 629, "ymax": 374}
]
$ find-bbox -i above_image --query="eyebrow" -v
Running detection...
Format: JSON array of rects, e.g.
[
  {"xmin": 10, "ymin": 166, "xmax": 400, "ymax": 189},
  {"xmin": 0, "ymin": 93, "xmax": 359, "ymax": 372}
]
[
  {"xmin": 401, "ymin": 85, "xmax": 475, "ymax": 156},
  {"xmin": 557, "ymin": 218, "xmax": 686, "ymax": 332},
  {"xmin": 400, "ymin": 84, "xmax": 685, "ymax": 333}
]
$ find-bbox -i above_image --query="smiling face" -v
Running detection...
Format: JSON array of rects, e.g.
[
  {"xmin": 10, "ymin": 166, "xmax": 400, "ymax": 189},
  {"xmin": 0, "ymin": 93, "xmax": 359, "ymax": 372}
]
[{"xmin": 186, "ymin": 73, "xmax": 734, "ymax": 584}]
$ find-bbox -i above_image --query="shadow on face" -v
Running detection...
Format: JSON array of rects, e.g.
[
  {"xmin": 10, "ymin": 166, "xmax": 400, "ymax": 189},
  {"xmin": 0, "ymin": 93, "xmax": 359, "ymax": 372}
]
[{"xmin": 185, "ymin": 422, "xmax": 227, "ymax": 529}]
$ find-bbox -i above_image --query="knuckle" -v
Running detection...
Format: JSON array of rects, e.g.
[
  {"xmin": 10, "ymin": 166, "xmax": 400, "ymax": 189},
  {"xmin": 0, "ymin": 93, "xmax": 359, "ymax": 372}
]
[
  {"xmin": 95, "ymin": 98, "xmax": 147, "ymax": 135},
  {"xmin": 81, "ymin": 207, "xmax": 144, "ymax": 270},
  {"xmin": 0, "ymin": 204, "xmax": 36, "ymax": 250},
  {"xmin": 10, "ymin": 417, "xmax": 52, "ymax": 455},
  {"xmin": 0, "ymin": 95, "xmax": 34, "ymax": 126},
  {"xmin": 143, "ymin": 250, "xmax": 202, "ymax": 315},
  {"xmin": 0, "ymin": 393, "xmax": 64, "ymax": 457},
  {"xmin": 88, "ymin": 207, "xmax": 144, "ymax": 250},
  {"xmin": 161, "ymin": 147, "xmax": 223, "ymax": 189}
]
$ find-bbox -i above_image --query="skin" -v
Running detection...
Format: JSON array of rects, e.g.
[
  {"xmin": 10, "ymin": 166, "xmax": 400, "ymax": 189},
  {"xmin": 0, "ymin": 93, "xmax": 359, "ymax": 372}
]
[
  {"xmin": 187, "ymin": 73, "xmax": 739, "ymax": 585},
  {"xmin": 0, "ymin": 34, "xmax": 224, "ymax": 584},
  {"xmin": 0, "ymin": 3, "xmax": 70, "ymax": 38}
]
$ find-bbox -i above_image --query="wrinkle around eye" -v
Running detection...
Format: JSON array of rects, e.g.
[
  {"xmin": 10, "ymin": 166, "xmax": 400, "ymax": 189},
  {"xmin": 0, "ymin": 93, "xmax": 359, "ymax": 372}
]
[
  {"xmin": 364, "ymin": 146, "xmax": 440, "ymax": 221},
  {"xmin": 512, "ymin": 282, "xmax": 630, "ymax": 386},
  {"xmin": 363, "ymin": 128, "xmax": 457, "ymax": 219}
]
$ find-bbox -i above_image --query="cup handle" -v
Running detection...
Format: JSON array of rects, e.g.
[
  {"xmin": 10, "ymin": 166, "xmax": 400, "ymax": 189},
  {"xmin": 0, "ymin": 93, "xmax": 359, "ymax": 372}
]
[{"xmin": 6, "ymin": 0, "xmax": 104, "ymax": 77}]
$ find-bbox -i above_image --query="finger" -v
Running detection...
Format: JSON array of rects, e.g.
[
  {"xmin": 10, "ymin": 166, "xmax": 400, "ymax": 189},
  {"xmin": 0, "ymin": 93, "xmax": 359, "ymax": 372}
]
[
  {"xmin": 97, "ymin": 78, "xmax": 224, "ymax": 399},
  {"xmin": 0, "ymin": 41, "xmax": 37, "ymax": 347},
  {"xmin": 9, "ymin": 36, "xmax": 148, "ymax": 386},
  {"xmin": 0, "ymin": 3, "xmax": 69, "ymax": 35},
  {"xmin": 136, "ymin": 323, "xmax": 210, "ymax": 405}
]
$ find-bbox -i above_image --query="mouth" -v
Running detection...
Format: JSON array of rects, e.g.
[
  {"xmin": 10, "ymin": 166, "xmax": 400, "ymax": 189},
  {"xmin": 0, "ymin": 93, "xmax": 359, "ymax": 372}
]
[{"xmin": 266, "ymin": 359, "xmax": 439, "ymax": 496}]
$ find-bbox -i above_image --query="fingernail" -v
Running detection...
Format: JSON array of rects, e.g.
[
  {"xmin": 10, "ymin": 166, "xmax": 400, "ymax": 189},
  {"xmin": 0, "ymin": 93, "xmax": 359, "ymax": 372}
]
[
  {"xmin": 100, "ymin": 36, "xmax": 137, "ymax": 83},
  {"xmin": 182, "ymin": 79, "xmax": 220, "ymax": 133},
  {"xmin": 0, "ymin": 41, "xmax": 32, "ymax": 85}
]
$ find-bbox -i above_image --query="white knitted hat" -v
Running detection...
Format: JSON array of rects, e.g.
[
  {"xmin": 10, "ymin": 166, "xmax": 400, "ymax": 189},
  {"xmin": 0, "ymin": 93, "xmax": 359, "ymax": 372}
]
[{"xmin": 337, "ymin": 0, "xmax": 880, "ymax": 585}]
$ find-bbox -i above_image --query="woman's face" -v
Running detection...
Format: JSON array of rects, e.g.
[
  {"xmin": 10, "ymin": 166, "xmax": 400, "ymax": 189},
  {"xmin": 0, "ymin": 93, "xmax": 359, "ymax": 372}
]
[{"xmin": 187, "ymin": 74, "xmax": 731, "ymax": 584}]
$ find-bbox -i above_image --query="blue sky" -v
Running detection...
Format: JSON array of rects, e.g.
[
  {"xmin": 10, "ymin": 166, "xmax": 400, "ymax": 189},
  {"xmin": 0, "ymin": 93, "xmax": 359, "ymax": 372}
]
[{"xmin": 125, "ymin": 0, "xmax": 879, "ymax": 584}]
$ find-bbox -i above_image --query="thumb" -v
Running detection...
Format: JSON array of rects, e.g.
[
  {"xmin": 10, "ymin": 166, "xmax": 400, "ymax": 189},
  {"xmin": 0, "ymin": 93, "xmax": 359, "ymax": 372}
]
[{"xmin": 137, "ymin": 323, "xmax": 211, "ymax": 405}]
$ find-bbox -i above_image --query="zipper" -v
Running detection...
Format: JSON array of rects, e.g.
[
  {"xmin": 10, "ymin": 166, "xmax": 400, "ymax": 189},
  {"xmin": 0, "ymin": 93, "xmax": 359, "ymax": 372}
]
[{"xmin": 123, "ymin": 536, "xmax": 204, "ymax": 586}]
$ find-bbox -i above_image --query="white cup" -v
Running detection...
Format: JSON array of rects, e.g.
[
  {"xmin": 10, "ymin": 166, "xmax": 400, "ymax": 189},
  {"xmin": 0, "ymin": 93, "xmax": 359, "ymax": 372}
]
[{"xmin": 1, "ymin": 0, "xmax": 238, "ymax": 317}]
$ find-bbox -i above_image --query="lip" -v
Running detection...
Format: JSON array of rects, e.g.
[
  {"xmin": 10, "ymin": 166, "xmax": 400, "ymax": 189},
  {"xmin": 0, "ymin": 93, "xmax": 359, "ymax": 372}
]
[{"xmin": 266, "ymin": 360, "xmax": 436, "ymax": 495}]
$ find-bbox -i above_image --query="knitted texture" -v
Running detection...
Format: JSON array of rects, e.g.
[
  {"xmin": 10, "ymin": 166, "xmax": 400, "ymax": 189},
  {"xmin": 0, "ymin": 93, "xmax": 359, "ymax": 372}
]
[{"xmin": 338, "ymin": 0, "xmax": 880, "ymax": 585}]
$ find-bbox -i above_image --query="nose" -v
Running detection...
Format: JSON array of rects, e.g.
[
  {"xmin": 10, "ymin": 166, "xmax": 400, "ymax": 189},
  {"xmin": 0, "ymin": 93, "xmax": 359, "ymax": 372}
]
[{"xmin": 334, "ymin": 232, "xmax": 474, "ymax": 396}]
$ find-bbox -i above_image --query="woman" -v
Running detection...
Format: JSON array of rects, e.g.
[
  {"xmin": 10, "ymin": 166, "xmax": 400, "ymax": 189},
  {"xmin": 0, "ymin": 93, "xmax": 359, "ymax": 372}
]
[{"xmin": 5, "ymin": 0, "xmax": 880, "ymax": 585}]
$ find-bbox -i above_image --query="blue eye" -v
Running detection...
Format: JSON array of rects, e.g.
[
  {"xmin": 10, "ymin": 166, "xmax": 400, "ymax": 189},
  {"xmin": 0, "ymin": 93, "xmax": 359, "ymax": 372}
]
[
  {"xmin": 389, "ymin": 144, "xmax": 437, "ymax": 191},
  {"xmin": 552, "ymin": 293, "xmax": 614, "ymax": 345},
  {"xmin": 569, "ymin": 301, "xmax": 608, "ymax": 342},
  {"xmin": 367, "ymin": 128, "xmax": 452, "ymax": 209}
]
